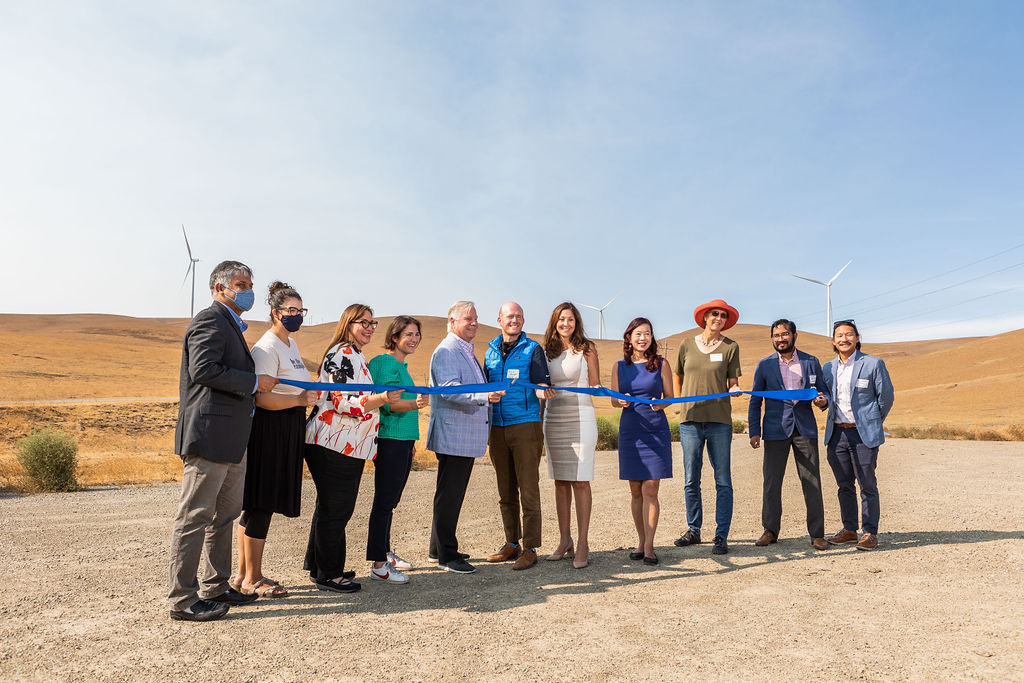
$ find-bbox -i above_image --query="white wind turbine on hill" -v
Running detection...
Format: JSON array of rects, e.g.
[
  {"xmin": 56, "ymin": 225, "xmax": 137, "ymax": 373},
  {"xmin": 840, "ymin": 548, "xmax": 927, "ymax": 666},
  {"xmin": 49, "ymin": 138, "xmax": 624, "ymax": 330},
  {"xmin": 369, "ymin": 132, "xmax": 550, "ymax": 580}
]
[
  {"xmin": 793, "ymin": 260, "xmax": 852, "ymax": 334},
  {"xmin": 582, "ymin": 293, "xmax": 621, "ymax": 339},
  {"xmin": 181, "ymin": 225, "xmax": 200, "ymax": 318}
]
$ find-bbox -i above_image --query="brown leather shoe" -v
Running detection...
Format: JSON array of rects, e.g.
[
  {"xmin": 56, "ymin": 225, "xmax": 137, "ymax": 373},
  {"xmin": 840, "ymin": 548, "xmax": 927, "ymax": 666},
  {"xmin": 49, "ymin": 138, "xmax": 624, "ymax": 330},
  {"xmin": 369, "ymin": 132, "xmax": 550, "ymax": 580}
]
[
  {"xmin": 512, "ymin": 548, "xmax": 537, "ymax": 570},
  {"xmin": 827, "ymin": 529, "xmax": 858, "ymax": 545},
  {"xmin": 754, "ymin": 530, "xmax": 777, "ymax": 547},
  {"xmin": 856, "ymin": 533, "xmax": 878, "ymax": 551},
  {"xmin": 811, "ymin": 537, "xmax": 828, "ymax": 550},
  {"xmin": 486, "ymin": 543, "xmax": 521, "ymax": 563}
]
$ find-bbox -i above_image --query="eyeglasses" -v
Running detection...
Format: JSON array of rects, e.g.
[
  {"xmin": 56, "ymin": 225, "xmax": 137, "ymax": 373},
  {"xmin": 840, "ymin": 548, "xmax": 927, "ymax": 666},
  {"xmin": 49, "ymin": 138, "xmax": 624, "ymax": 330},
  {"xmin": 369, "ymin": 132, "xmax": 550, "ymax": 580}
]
[
  {"xmin": 832, "ymin": 319, "xmax": 856, "ymax": 330},
  {"xmin": 771, "ymin": 331, "xmax": 793, "ymax": 340},
  {"xmin": 353, "ymin": 319, "xmax": 379, "ymax": 330},
  {"xmin": 709, "ymin": 310, "xmax": 729, "ymax": 319},
  {"xmin": 276, "ymin": 307, "xmax": 308, "ymax": 316}
]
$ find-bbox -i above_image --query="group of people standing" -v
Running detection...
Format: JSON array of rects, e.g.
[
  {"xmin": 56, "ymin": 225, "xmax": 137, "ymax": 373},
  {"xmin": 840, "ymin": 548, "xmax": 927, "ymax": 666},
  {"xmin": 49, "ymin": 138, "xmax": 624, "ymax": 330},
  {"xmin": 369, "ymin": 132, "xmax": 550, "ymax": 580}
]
[{"xmin": 166, "ymin": 260, "xmax": 895, "ymax": 622}]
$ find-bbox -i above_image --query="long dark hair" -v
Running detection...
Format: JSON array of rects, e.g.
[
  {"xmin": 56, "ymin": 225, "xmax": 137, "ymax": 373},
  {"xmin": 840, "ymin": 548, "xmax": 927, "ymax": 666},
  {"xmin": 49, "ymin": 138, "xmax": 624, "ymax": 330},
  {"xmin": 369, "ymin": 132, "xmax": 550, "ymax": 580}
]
[
  {"xmin": 622, "ymin": 317, "xmax": 660, "ymax": 372},
  {"xmin": 543, "ymin": 302, "xmax": 593, "ymax": 360},
  {"xmin": 267, "ymin": 281, "xmax": 301, "ymax": 322}
]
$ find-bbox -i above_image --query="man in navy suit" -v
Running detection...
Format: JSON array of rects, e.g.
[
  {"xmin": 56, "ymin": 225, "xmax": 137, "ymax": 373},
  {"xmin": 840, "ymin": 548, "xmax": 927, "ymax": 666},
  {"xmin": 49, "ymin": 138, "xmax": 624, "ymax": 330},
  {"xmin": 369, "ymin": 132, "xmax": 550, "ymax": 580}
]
[
  {"xmin": 822, "ymin": 320, "xmax": 894, "ymax": 551},
  {"xmin": 748, "ymin": 319, "xmax": 831, "ymax": 550}
]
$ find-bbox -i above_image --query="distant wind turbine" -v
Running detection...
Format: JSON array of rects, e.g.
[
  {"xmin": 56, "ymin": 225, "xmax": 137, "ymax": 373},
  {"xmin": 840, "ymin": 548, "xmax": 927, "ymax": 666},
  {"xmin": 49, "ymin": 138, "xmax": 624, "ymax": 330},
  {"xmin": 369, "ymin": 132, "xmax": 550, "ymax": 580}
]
[
  {"xmin": 181, "ymin": 225, "xmax": 200, "ymax": 318},
  {"xmin": 793, "ymin": 260, "xmax": 853, "ymax": 334},
  {"xmin": 581, "ymin": 292, "xmax": 621, "ymax": 339}
]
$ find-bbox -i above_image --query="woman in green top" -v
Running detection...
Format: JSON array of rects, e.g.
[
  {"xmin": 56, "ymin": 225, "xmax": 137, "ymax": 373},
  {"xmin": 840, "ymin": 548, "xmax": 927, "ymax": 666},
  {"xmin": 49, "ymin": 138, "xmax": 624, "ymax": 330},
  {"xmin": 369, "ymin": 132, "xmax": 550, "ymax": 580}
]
[{"xmin": 365, "ymin": 316, "xmax": 430, "ymax": 583}]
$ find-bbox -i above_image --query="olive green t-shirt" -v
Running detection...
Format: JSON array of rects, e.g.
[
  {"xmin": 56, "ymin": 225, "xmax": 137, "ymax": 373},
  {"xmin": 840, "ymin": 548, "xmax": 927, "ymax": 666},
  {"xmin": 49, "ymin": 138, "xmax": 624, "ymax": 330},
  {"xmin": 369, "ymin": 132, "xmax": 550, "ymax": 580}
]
[{"xmin": 675, "ymin": 336, "xmax": 742, "ymax": 424}]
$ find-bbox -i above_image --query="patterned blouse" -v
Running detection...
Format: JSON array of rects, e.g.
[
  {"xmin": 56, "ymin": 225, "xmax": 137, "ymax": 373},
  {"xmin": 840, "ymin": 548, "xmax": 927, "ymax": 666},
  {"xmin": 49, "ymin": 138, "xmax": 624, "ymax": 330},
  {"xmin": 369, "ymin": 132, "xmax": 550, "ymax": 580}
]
[{"xmin": 305, "ymin": 343, "xmax": 380, "ymax": 460}]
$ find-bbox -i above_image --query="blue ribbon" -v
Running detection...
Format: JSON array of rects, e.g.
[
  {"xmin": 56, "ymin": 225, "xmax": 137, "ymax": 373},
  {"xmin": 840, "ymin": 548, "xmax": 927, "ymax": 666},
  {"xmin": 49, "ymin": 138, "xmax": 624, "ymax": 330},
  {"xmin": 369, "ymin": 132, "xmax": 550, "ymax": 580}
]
[{"xmin": 277, "ymin": 378, "xmax": 818, "ymax": 406}]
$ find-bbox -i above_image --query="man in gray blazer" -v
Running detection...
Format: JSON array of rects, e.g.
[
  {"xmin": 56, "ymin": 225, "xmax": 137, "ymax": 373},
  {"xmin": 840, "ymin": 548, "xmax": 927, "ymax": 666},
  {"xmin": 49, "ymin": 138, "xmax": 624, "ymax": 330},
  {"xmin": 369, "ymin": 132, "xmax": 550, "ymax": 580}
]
[
  {"xmin": 822, "ymin": 320, "xmax": 894, "ymax": 552},
  {"xmin": 168, "ymin": 261, "xmax": 278, "ymax": 621},
  {"xmin": 426, "ymin": 301, "xmax": 505, "ymax": 574}
]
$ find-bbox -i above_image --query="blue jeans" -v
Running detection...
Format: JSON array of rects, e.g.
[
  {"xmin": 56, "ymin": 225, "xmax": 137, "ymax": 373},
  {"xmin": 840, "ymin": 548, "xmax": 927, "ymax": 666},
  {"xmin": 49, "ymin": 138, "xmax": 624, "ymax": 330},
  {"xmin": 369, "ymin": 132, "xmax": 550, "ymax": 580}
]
[{"xmin": 681, "ymin": 421, "xmax": 733, "ymax": 539}]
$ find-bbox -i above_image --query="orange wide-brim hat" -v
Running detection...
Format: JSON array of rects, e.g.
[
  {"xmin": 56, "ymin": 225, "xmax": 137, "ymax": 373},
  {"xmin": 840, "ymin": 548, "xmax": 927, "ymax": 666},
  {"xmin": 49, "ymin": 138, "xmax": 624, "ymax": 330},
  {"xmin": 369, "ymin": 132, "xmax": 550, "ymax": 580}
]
[{"xmin": 693, "ymin": 299, "xmax": 739, "ymax": 330}]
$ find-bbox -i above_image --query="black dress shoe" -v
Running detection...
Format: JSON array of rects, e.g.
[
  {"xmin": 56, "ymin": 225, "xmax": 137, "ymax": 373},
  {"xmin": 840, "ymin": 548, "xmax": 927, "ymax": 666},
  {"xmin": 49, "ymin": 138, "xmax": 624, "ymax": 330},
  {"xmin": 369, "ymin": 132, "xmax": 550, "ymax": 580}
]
[
  {"xmin": 315, "ymin": 577, "xmax": 361, "ymax": 593},
  {"xmin": 170, "ymin": 599, "xmax": 229, "ymax": 622},
  {"xmin": 643, "ymin": 555, "xmax": 659, "ymax": 566},
  {"xmin": 711, "ymin": 536, "xmax": 729, "ymax": 555},
  {"xmin": 674, "ymin": 530, "xmax": 701, "ymax": 547},
  {"xmin": 628, "ymin": 549, "xmax": 644, "ymax": 560},
  {"xmin": 207, "ymin": 587, "xmax": 258, "ymax": 606}
]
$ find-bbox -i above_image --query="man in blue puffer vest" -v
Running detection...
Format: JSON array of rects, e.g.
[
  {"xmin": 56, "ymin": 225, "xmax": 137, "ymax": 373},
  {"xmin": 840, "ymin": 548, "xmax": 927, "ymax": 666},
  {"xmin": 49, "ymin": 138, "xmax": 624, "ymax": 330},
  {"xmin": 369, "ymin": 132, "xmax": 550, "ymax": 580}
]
[{"xmin": 484, "ymin": 301, "xmax": 554, "ymax": 570}]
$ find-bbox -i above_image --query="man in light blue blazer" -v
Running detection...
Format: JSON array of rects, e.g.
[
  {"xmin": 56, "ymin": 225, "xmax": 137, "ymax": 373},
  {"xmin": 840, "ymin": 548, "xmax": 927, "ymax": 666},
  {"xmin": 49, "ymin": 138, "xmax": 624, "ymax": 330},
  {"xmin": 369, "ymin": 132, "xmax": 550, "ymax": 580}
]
[
  {"xmin": 821, "ymin": 320, "xmax": 895, "ymax": 551},
  {"xmin": 426, "ymin": 301, "xmax": 505, "ymax": 574},
  {"xmin": 748, "ymin": 319, "xmax": 831, "ymax": 550}
]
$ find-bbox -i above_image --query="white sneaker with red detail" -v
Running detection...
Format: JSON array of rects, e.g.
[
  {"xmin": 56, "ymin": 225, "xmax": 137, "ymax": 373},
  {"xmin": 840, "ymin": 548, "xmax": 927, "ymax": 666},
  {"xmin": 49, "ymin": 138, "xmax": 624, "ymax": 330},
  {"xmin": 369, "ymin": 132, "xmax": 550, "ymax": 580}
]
[
  {"xmin": 370, "ymin": 564, "xmax": 410, "ymax": 584},
  {"xmin": 387, "ymin": 550, "xmax": 413, "ymax": 571}
]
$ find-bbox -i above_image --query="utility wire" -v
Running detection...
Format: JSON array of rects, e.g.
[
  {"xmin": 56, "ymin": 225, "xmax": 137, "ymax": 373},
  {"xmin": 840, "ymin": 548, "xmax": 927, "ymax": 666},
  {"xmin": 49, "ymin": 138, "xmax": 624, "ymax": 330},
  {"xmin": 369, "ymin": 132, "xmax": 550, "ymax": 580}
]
[
  {"xmin": 839, "ymin": 260, "xmax": 1024, "ymax": 319},
  {"xmin": 865, "ymin": 284, "xmax": 1022, "ymax": 327},
  {"xmin": 791, "ymin": 239, "xmax": 1024, "ymax": 321}
]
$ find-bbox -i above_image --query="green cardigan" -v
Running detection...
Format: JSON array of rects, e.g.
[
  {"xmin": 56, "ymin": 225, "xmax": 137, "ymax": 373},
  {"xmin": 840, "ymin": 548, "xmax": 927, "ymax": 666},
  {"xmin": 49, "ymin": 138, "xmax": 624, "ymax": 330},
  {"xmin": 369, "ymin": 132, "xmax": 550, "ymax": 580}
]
[{"xmin": 367, "ymin": 353, "xmax": 419, "ymax": 441}]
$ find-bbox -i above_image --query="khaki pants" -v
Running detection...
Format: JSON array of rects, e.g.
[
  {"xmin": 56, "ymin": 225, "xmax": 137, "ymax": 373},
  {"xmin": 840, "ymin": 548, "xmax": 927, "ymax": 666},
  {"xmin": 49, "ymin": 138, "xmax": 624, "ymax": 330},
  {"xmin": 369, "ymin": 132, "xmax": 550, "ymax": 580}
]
[
  {"xmin": 489, "ymin": 422, "xmax": 543, "ymax": 549},
  {"xmin": 167, "ymin": 453, "xmax": 245, "ymax": 611}
]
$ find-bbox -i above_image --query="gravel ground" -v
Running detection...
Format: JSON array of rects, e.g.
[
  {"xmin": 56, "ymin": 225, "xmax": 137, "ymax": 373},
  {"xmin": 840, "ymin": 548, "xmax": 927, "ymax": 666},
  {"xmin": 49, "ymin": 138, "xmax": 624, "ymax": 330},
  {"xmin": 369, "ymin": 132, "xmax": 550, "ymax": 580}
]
[{"xmin": 1, "ymin": 436, "xmax": 1022, "ymax": 682}]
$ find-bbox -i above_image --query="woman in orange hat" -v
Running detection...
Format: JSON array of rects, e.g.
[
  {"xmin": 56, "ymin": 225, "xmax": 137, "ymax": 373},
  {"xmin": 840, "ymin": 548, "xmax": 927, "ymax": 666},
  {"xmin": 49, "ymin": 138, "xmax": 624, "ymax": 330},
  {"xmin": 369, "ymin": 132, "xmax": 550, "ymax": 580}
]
[{"xmin": 672, "ymin": 299, "xmax": 742, "ymax": 556}]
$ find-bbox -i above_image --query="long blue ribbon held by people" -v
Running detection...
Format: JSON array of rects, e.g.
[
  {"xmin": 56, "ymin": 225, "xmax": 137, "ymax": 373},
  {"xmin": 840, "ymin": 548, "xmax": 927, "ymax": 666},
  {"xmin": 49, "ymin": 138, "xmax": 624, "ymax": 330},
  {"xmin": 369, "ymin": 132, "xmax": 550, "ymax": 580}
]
[{"xmin": 277, "ymin": 378, "xmax": 817, "ymax": 406}]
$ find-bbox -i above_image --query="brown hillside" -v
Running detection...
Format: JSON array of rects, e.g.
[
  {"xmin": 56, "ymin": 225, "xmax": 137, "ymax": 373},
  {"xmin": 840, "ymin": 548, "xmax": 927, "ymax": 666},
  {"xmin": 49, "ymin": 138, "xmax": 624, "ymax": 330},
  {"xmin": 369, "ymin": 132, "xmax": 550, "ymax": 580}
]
[{"xmin": 0, "ymin": 314, "xmax": 1021, "ymax": 429}]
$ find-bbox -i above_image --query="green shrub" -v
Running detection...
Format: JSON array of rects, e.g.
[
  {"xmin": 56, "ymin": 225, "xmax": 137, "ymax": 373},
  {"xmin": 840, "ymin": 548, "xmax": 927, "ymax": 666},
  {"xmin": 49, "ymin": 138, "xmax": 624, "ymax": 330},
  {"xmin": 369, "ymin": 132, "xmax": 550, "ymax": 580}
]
[
  {"xmin": 667, "ymin": 420, "xmax": 680, "ymax": 441},
  {"xmin": 596, "ymin": 416, "xmax": 618, "ymax": 450},
  {"xmin": 732, "ymin": 419, "xmax": 746, "ymax": 434},
  {"xmin": 16, "ymin": 429, "xmax": 79, "ymax": 492}
]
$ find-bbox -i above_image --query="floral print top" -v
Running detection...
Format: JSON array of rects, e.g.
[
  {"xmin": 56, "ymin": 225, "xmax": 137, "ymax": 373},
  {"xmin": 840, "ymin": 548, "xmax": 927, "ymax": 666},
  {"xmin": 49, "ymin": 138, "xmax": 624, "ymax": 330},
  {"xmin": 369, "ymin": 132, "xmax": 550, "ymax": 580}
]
[{"xmin": 305, "ymin": 343, "xmax": 380, "ymax": 460}]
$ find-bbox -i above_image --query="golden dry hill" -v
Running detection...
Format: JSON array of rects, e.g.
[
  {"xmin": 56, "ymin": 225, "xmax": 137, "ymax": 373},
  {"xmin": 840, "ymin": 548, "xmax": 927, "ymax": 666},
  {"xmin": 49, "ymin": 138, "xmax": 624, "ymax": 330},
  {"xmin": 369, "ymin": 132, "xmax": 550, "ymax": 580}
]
[{"xmin": 1, "ymin": 313, "xmax": 1021, "ymax": 430}]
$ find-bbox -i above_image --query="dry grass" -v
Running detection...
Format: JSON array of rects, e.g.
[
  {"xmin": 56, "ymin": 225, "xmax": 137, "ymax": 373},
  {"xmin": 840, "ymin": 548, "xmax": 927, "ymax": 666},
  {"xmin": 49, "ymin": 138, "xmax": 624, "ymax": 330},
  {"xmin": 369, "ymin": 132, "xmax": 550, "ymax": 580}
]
[{"xmin": 888, "ymin": 423, "xmax": 1024, "ymax": 441}]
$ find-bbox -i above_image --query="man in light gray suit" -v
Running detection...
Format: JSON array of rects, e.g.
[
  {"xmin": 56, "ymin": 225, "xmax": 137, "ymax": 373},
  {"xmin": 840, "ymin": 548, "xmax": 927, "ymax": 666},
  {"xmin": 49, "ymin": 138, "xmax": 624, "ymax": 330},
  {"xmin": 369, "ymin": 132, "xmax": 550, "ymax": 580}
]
[
  {"xmin": 822, "ymin": 320, "xmax": 894, "ymax": 552},
  {"xmin": 168, "ymin": 261, "xmax": 279, "ymax": 621},
  {"xmin": 426, "ymin": 301, "xmax": 505, "ymax": 574}
]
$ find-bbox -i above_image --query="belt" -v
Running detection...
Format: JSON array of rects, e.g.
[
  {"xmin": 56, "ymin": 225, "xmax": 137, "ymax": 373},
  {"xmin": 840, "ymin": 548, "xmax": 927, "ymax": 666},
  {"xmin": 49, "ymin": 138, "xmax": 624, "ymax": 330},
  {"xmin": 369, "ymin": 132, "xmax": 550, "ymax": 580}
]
[{"xmin": 835, "ymin": 422, "xmax": 857, "ymax": 429}]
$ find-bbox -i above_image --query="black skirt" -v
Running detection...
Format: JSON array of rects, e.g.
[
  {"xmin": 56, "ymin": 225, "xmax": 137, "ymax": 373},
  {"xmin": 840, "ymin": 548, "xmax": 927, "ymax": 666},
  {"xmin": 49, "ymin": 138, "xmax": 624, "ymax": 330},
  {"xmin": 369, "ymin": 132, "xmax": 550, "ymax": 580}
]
[{"xmin": 243, "ymin": 405, "xmax": 305, "ymax": 517}]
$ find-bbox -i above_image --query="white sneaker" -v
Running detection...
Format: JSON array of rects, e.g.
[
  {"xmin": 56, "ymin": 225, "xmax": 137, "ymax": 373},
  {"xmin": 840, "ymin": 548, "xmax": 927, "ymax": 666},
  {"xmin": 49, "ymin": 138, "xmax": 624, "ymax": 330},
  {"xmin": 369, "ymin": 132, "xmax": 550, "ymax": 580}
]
[
  {"xmin": 370, "ymin": 564, "xmax": 410, "ymax": 584},
  {"xmin": 387, "ymin": 550, "xmax": 413, "ymax": 571}
]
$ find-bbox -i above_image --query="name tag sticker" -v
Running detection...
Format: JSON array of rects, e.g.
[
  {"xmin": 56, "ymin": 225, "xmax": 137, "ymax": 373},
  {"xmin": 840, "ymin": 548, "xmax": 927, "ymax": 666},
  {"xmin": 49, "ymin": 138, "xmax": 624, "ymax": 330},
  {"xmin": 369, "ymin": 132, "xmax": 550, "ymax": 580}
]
[
  {"xmin": 506, "ymin": 368, "xmax": 520, "ymax": 380},
  {"xmin": 809, "ymin": 374, "xmax": 816, "ymax": 383},
  {"xmin": 710, "ymin": 353, "xmax": 723, "ymax": 363},
  {"xmin": 855, "ymin": 378, "xmax": 870, "ymax": 388}
]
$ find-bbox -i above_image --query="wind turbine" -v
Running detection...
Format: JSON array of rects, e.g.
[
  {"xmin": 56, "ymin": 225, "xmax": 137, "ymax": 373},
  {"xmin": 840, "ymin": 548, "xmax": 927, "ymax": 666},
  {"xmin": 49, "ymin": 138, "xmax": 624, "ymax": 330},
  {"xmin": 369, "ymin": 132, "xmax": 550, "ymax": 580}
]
[
  {"xmin": 793, "ymin": 260, "xmax": 852, "ymax": 334},
  {"xmin": 181, "ymin": 225, "xmax": 200, "ymax": 318},
  {"xmin": 581, "ymin": 292, "xmax": 621, "ymax": 339}
]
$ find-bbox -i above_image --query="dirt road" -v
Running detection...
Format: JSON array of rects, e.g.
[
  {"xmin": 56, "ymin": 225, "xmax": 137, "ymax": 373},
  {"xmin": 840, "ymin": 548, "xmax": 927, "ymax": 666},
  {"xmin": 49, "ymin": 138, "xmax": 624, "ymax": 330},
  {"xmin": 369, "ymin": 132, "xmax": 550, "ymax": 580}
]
[{"xmin": 1, "ymin": 437, "xmax": 1021, "ymax": 681}]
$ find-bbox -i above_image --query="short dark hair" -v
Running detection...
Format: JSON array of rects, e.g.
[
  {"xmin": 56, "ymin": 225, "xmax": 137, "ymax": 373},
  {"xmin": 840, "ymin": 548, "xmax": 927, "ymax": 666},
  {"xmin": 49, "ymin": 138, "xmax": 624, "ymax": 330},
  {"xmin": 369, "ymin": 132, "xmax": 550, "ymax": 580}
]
[
  {"xmin": 832, "ymin": 319, "xmax": 862, "ymax": 352},
  {"xmin": 384, "ymin": 315, "xmax": 422, "ymax": 351},
  {"xmin": 770, "ymin": 319, "xmax": 796, "ymax": 336}
]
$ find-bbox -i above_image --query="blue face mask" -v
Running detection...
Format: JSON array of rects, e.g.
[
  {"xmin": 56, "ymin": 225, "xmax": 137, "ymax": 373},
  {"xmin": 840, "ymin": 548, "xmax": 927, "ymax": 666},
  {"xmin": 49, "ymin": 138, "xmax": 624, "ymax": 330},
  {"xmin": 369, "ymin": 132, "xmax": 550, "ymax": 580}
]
[
  {"xmin": 224, "ymin": 286, "xmax": 255, "ymax": 312},
  {"xmin": 280, "ymin": 314, "xmax": 303, "ymax": 332}
]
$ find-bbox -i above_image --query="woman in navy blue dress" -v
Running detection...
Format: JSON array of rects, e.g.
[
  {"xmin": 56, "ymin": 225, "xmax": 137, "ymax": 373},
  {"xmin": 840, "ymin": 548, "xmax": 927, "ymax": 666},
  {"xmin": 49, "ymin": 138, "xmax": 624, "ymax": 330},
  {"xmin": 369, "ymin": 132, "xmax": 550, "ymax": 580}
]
[{"xmin": 611, "ymin": 317, "xmax": 674, "ymax": 565}]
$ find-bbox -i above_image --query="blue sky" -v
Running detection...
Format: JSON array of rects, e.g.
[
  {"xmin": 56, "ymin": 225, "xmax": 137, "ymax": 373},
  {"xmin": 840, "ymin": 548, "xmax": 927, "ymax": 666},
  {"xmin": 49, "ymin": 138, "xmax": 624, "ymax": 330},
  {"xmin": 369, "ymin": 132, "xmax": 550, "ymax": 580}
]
[{"xmin": 2, "ymin": 1, "xmax": 1022, "ymax": 341}]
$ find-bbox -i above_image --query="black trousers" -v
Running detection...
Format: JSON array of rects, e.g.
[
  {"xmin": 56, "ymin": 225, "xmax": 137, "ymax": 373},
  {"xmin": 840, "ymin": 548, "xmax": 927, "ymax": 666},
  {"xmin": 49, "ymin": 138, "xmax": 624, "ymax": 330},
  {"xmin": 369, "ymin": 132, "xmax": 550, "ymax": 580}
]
[
  {"xmin": 303, "ymin": 444, "xmax": 365, "ymax": 581},
  {"xmin": 761, "ymin": 434, "xmax": 825, "ymax": 538},
  {"xmin": 366, "ymin": 438, "xmax": 414, "ymax": 562},
  {"xmin": 429, "ymin": 453, "xmax": 475, "ymax": 564}
]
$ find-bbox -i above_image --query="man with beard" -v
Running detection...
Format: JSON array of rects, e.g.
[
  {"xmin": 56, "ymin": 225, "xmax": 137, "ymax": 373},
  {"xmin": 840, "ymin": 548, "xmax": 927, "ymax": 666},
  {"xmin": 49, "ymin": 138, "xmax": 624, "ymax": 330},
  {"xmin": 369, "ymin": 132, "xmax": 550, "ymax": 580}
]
[{"xmin": 747, "ymin": 319, "xmax": 831, "ymax": 550}]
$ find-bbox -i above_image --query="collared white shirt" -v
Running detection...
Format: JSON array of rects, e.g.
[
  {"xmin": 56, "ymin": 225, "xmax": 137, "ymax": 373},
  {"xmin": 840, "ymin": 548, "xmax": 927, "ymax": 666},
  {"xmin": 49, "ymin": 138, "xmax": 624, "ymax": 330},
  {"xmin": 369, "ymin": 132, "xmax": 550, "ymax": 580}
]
[
  {"xmin": 835, "ymin": 355, "xmax": 855, "ymax": 423},
  {"xmin": 450, "ymin": 332, "xmax": 486, "ymax": 383}
]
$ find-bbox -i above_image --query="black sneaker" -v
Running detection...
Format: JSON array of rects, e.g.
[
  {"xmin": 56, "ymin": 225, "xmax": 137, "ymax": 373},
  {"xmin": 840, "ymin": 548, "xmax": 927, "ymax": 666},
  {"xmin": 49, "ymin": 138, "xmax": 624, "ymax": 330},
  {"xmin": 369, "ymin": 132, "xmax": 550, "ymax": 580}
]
[
  {"xmin": 428, "ymin": 551, "xmax": 470, "ymax": 563},
  {"xmin": 441, "ymin": 558, "xmax": 476, "ymax": 574},
  {"xmin": 674, "ymin": 530, "xmax": 701, "ymax": 547},
  {"xmin": 169, "ymin": 599, "xmax": 229, "ymax": 622},
  {"xmin": 711, "ymin": 536, "xmax": 729, "ymax": 555},
  {"xmin": 206, "ymin": 588, "xmax": 257, "ymax": 606}
]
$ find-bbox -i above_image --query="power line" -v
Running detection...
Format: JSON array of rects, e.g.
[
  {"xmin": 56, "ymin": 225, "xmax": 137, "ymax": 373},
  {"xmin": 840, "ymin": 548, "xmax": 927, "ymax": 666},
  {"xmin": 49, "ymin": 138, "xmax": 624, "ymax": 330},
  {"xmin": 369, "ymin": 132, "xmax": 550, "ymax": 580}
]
[
  {"xmin": 865, "ymin": 283, "xmax": 1022, "ymax": 327},
  {"xmin": 839, "ymin": 260, "xmax": 1024, "ymax": 319},
  {"xmin": 791, "ymin": 239, "xmax": 1024, "ymax": 321}
]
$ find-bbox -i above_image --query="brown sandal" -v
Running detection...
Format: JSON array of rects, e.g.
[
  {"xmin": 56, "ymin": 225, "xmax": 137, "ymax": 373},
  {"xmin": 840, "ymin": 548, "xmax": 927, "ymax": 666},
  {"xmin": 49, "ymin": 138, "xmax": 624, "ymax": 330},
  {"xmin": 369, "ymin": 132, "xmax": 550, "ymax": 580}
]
[{"xmin": 242, "ymin": 578, "xmax": 289, "ymax": 598}]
